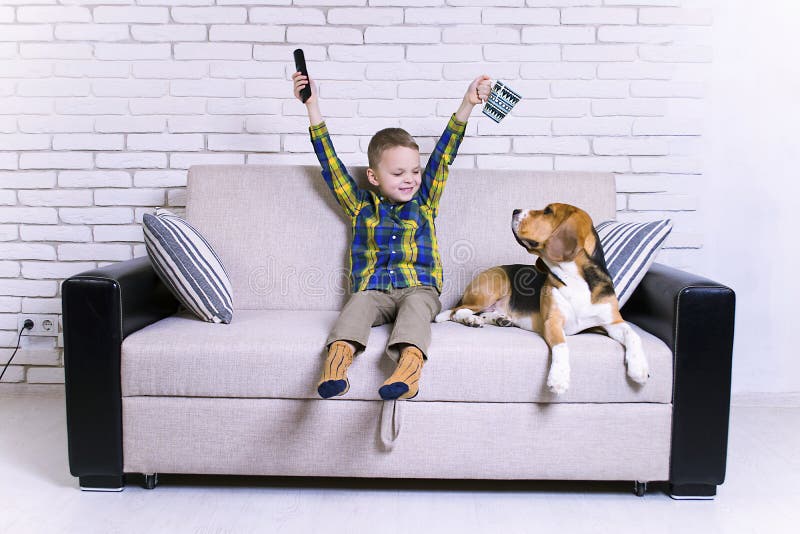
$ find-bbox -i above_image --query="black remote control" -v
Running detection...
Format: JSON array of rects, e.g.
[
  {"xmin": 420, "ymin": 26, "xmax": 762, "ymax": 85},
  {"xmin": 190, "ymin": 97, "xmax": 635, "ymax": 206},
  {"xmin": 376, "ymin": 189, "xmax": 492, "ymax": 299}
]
[{"xmin": 293, "ymin": 48, "xmax": 312, "ymax": 103}]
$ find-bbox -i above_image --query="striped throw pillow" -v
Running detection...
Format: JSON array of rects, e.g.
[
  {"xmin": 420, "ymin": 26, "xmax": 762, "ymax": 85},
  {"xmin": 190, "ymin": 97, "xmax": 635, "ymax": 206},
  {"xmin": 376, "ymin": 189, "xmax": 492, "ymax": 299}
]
[
  {"xmin": 595, "ymin": 219, "xmax": 672, "ymax": 308},
  {"xmin": 143, "ymin": 207, "xmax": 233, "ymax": 324}
]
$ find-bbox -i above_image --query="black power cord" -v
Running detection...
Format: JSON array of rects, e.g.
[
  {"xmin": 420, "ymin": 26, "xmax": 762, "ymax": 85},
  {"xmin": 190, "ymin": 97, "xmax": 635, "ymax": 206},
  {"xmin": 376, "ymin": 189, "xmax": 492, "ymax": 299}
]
[{"xmin": 0, "ymin": 319, "xmax": 34, "ymax": 383}]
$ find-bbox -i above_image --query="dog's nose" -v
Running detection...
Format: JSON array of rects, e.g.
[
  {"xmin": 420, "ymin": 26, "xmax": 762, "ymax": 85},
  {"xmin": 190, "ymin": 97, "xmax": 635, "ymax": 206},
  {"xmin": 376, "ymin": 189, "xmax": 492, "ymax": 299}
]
[{"xmin": 513, "ymin": 209, "xmax": 521, "ymax": 216}]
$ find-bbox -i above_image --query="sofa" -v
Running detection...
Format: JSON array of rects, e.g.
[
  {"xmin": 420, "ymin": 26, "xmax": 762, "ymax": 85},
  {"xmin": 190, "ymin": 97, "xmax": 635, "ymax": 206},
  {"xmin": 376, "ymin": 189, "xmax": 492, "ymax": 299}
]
[{"xmin": 61, "ymin": 164, "xmax": 735, "ymax": 499}]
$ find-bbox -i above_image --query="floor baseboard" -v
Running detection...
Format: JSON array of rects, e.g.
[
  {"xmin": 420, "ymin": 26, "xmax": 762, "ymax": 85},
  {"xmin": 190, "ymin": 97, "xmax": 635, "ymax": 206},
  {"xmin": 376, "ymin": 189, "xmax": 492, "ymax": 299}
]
[
  {"xmin": 731, "ymin": 392, "xmax": 800, "ymax": 407},
  {"xmin": 0, "ymin": 383, "xmax": 64, "ymax": 397}
]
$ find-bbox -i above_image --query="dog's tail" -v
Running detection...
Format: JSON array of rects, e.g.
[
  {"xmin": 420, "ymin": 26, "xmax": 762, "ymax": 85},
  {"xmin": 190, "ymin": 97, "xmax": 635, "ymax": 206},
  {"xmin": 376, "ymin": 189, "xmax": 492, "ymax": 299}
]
[{"xmin": 434, "ymin": 309, "xmax": 454, "ymax": 323}]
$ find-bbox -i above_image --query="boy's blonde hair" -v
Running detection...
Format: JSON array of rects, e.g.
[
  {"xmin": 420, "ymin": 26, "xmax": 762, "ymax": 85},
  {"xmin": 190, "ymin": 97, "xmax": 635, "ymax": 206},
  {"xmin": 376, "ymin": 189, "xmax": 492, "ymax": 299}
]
[{"xmin": 367, "ymin": 127, "xmax": 419, "ymax": 170}]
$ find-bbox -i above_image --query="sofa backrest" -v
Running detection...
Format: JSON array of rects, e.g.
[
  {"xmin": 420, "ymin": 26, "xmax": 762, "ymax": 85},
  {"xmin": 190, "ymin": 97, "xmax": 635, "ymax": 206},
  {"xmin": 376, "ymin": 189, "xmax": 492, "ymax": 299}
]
[{"xmin": 186, "ymin": 165, "xmax": 616, "ymax": 311}]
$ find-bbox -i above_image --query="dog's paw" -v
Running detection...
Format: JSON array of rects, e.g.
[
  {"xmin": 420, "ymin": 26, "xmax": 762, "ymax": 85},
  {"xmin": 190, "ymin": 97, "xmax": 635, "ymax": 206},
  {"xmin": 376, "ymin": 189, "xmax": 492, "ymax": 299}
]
[
  {"xmin": 453, "ymin": 308, "xmax": 484, "ymax": 328},
  {"xmin": 547, "ymin": 364, "xmax": 570, "ymax": 395},
  {"xmin": 547, "ymin": 345, "xmax": 570, "ymax": 395},
  {"xmin": 464, "ymin": 315, "xmax": 484, "ymax": 328},
  {"xmin": 479, "ymin": 311, "xmax": 513, "ymax": 327},
  {"xmin": 434, "ymin": 309, "xmax": 453, "ymax": 323},
  {"xmin": 625, "ymin": 349, "xmax": 650, "ymax": 385}
]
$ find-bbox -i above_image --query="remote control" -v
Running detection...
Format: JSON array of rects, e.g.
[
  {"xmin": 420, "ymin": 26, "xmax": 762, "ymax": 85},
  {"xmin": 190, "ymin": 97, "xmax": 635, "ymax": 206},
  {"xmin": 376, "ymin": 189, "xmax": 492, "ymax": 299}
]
[{"xmin": 293, "ymin": 48, "xmax": 312, "ymax": 103}]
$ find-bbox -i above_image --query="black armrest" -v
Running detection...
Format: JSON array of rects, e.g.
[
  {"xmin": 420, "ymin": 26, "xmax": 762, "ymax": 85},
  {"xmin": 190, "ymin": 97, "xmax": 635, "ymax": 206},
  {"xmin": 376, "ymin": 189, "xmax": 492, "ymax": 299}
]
[
  {"xmin": 61, "ymin": 256, "xmax": 179, "ymax": 490},
  {"xmin": 623, "ymin": 263, "xmax": 736, "ymax": 498}
]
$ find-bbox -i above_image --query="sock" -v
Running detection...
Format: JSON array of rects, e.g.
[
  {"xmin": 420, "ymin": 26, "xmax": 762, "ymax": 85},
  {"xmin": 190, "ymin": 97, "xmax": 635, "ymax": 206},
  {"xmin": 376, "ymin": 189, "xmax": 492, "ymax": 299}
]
[
  {"xmin": 317, "ymin": 341, "xmax": 355, "ymax": 399},
  {"xmin": 379, "ymin": 346, "xmax": 424, "ymax": 400}
]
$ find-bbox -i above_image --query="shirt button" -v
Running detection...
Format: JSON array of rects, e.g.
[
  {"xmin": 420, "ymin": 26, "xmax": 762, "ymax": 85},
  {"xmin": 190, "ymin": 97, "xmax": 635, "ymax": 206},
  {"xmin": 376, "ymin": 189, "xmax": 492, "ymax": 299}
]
[{"xmin": 391, "ymin": 235, "xmax": 396, "ymax": 240}]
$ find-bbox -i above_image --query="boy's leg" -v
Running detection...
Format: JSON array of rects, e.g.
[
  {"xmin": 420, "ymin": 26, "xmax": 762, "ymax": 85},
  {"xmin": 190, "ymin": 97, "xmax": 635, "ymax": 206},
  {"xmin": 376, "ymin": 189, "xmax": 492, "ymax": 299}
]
[
  {"xmin": 380, "ymin": 286, "xmax": 442, "ymax": 400},
  {"xmin": 319, "ymin": 290, "xmax": 395, "ymax": 398}
]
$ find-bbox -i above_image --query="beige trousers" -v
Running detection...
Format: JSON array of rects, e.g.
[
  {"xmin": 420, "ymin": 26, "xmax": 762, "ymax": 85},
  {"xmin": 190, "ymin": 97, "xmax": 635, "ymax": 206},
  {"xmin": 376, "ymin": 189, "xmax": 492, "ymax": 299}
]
[{"xmin": 325, "ymin": 285, "xmax": 443, "ymax": 362}]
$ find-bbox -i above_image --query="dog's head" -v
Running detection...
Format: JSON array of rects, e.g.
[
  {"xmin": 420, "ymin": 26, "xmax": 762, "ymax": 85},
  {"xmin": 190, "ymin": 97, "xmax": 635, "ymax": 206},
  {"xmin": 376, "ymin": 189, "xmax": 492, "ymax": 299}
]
[{"xmin": 511, "ymin": 203, "xmax": 597, "ymax": 263}]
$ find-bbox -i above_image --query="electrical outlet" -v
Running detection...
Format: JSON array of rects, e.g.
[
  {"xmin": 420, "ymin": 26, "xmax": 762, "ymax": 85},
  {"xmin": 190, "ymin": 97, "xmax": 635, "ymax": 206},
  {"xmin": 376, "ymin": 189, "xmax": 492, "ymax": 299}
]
[{"xmin": 18, "ymin": 315, "xmax": 59, "ymax": 337}]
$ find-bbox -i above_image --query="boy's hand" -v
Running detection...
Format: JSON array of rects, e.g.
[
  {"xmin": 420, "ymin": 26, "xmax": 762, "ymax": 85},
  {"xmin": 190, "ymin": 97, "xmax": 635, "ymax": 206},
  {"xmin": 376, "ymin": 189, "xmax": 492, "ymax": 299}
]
[
  {"xmin": 292, "ymin": 71, "xmax": 318, "ymax": 107},
  {"xmin": 464, "ymin": 74, "xmax": 492, "ymax": 106},
  {"xmin": 455, "ymin": 74, "xmax": 492, "ymax": 122},
  {"xmin": 293, "ymin": 71, "xmax": 323, "ymax": 125}
]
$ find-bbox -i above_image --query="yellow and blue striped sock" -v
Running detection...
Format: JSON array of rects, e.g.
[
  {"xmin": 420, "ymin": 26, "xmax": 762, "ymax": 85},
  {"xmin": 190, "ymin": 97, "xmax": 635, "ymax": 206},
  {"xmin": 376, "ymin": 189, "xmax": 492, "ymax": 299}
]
[
  {"xmin": 379, "ymin": 346, "xmax": 424, "ymax": 400},
  {"xmin": 317, "ymin": 340, "xmax": 355, "ymax": 399}
]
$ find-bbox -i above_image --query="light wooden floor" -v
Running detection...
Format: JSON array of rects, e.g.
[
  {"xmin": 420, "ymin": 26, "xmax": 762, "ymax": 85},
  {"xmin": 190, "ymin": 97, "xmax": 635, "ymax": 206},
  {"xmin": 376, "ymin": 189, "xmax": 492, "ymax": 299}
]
[{"xmin": 2, "ymin": 385, "xmax": 798, "ymax": 534}]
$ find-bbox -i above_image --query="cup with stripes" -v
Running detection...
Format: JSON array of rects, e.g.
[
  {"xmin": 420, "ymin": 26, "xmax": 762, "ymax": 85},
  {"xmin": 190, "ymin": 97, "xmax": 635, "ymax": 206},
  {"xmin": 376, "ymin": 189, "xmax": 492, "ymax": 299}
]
[{"xmin": 481, "ymin": 80, "xmax": 522, "ymax": 124}]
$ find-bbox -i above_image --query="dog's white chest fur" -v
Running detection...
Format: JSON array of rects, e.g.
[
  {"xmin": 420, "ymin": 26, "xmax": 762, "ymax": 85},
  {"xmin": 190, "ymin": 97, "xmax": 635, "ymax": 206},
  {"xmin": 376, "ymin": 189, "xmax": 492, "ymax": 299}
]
[{"xmin": 547, "ymin": 261, "xmax": 613, "ymax": 335}]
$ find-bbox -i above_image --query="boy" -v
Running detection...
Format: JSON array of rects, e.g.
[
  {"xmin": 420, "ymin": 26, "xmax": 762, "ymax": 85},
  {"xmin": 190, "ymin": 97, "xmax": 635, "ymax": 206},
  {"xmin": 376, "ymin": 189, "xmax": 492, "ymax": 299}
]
[{"xmin": 292, "ymin": 71, "xmax": 491, "ymax": 400}]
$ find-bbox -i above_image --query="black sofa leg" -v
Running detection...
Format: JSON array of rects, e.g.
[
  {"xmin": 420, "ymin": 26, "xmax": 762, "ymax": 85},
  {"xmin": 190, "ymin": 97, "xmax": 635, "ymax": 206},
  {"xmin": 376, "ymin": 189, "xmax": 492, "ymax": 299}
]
[
  {"xmin": 143, "ymin": 473, "xmax": 158, "ymax": 490},
  {"xmin": 668, "ymin": 483, "xmax": 717, "ymax": 500},
  {"xmin": 633, "ymin": 481, "xmax": 647, "ymax": 497},
  {"xmin": 79, "ymin": 475, "xmax": 124, "ymax": 492}
]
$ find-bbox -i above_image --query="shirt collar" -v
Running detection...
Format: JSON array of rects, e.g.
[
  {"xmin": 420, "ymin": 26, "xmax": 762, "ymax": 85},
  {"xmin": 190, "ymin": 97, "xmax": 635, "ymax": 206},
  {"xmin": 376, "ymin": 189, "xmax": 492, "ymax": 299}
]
[{"xmin": 377, "ymin": 193, "xmax": 412, "ymax": 208}]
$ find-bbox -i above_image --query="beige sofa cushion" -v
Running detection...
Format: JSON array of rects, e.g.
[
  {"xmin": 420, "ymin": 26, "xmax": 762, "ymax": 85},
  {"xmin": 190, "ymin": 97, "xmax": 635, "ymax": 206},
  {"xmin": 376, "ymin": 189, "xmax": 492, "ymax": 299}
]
[
  {"xmin": 121, "ymin": 308, "xmax": 673, "ymax": 403},
  {"xmin": 184, "ymin": 165, "xmax": 617, "ymax": 311}
]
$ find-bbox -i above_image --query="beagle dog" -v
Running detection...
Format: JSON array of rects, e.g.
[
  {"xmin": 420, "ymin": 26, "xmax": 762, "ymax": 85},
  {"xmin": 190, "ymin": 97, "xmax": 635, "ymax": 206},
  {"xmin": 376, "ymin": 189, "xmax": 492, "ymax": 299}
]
[{"xmin": 435, "ymin": 203, "xmax": 649, "ymax": 394}]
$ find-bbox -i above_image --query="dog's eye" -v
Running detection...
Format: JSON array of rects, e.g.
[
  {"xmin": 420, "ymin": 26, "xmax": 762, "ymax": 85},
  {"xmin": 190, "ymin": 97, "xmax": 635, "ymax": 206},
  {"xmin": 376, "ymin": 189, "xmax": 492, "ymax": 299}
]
[{"xmin": 543, "ymin": 206, "xmax": 553, "ymax": 215}]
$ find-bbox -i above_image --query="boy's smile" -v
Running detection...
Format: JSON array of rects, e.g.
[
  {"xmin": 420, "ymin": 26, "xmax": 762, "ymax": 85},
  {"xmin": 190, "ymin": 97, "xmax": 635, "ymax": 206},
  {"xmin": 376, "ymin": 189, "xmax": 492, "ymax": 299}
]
[{"xmin": 366, "ymin": 146, "xmax": 422, "ymax": 204}]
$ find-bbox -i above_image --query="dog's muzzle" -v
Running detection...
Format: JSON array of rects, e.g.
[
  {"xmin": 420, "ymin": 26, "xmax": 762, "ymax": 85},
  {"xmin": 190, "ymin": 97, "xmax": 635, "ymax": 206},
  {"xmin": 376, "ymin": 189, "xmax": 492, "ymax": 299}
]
[
  {"xmin": 511, "ymin": 220, "xmax": 539, "ymax": 252},
  {"xmin": 511, "ymin": 209, "xmax": 526, "ymax": 231},
  {"xmin": 514, "ymin": 236, "xmax": 540, "ymax": 252}
]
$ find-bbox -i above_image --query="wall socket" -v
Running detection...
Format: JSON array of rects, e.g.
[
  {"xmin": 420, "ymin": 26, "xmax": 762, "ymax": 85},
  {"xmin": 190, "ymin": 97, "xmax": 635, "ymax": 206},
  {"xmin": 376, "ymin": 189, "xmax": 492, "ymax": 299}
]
[{"xmin": 18, "ymin": 315, "xmax": 60, "ymax": 337}]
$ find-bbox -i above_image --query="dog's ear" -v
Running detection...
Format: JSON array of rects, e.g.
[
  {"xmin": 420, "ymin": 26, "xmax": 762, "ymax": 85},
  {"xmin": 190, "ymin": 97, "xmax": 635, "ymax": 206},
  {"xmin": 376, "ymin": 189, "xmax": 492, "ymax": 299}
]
[{"xmin": 543, "ymin": 215, "xmax": 580, "ymax": 262}]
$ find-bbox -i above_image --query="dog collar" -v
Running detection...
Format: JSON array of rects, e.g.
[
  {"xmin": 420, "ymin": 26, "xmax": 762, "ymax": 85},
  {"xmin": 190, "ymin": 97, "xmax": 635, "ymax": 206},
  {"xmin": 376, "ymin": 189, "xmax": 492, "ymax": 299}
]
[{"xmin": 535, "ymin": 257, "xmax": 567, "ymax": 287}]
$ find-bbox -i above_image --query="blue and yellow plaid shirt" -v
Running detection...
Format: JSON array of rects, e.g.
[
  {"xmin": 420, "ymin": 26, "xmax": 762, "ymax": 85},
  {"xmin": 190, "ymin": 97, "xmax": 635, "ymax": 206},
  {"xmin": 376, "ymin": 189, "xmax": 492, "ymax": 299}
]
[{"xmin": 309, "ymin": 113, "xmax": 467, "ymax": 294}]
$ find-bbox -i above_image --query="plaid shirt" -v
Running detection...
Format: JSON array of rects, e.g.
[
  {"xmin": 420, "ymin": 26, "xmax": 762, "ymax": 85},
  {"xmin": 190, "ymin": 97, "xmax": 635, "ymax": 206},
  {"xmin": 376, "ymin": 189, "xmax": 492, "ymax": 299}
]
[{"xmin": 309, "ymin": 113, "xmax": 468, "ymax": 294}]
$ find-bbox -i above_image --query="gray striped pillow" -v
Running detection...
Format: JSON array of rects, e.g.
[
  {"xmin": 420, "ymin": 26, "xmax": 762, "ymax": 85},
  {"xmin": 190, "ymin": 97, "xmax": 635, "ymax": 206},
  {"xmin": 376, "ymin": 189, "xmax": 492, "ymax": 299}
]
[
  {"xmin": 143, "ymin": 207, "xmax": 233, "ymax": 324},
  {"xmin": 595, "ymin": 219, "xmax": 672, "ymax": 308}
]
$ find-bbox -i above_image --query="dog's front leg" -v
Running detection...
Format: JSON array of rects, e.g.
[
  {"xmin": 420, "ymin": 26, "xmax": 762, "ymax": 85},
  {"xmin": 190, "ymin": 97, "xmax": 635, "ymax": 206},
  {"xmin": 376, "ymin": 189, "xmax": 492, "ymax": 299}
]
[
  {"xmin": 543, "ymin": 314, "xmax": 570, "ymax": 395},
  {"xmin": 603, "ymin": 321, "xmax": 649, "ymax": 385}
]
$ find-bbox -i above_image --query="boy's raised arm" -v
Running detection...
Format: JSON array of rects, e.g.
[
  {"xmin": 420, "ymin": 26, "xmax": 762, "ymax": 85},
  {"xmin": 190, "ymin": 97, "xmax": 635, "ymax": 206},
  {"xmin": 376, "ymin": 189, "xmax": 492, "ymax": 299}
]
[
  {"xmin": 418, "ymin": 75, "xmax": 492, "ymax": 214},
  {"xmin": 309, "ymin": 121, "xmax": 364, "ymax": 219},
  {"xmin": 294, "ymin": 71, "xmax": 364, "ymax": 219}
]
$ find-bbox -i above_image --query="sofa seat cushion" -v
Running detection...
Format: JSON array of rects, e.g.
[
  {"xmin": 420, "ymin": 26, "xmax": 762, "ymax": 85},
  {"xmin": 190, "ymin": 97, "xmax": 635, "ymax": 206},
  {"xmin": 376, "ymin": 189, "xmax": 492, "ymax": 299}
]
[{"xmin": 121, "ymin": 309, "xmax": 673, "ymax": 403}]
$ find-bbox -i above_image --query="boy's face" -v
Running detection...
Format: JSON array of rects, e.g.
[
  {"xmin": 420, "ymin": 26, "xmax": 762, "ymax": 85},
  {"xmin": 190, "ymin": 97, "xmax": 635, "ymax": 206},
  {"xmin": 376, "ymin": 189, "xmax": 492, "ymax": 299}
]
[{"xmin": 367, "ymin": 146, "xmax": 421, "ymax": 204}]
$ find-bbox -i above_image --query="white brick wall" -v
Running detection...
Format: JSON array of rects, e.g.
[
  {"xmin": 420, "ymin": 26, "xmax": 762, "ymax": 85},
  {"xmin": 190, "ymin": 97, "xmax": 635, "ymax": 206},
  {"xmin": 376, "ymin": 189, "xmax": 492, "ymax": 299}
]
[{"xmin": 0, "ymin": 0, "xmax": 710, "ymax": 385}]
